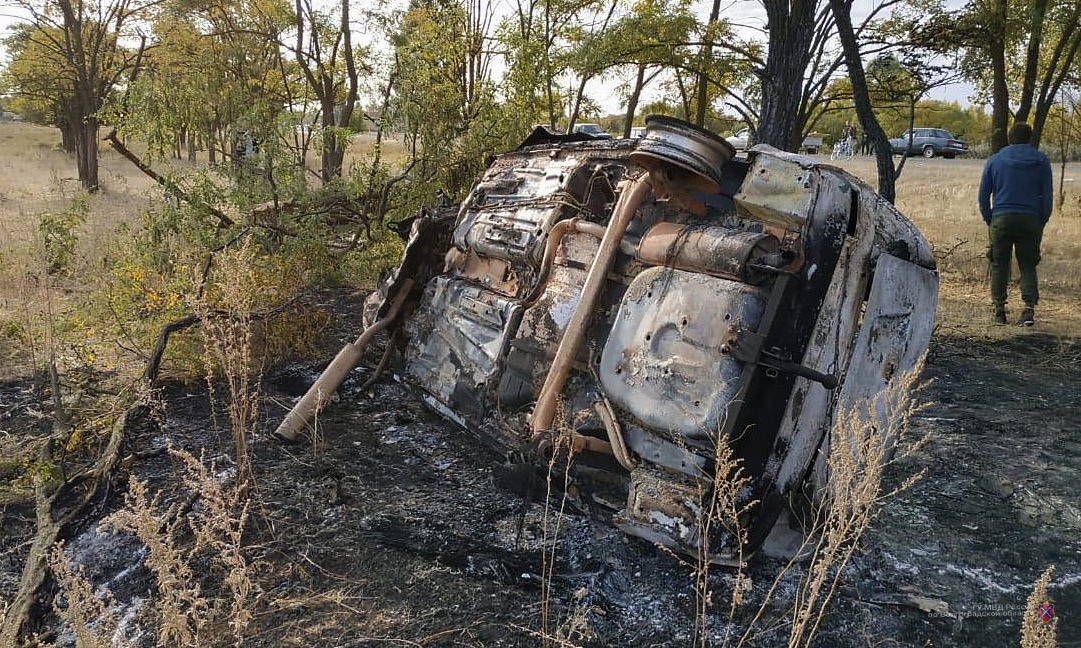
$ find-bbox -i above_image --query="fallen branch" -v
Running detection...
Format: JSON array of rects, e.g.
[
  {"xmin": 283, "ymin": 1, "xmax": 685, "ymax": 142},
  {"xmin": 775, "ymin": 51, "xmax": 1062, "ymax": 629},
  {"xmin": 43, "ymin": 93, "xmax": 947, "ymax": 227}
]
[
  {"xmin": 143, "ymin": 293, "xmax": 307, "ymax": 385},
  {"xmin": 103, "ymin": 129, "xmax": 235, "ymax": 228},
  {"xmin": 0, "ymin": 403, "xmax": 133, "ymax": 646}
]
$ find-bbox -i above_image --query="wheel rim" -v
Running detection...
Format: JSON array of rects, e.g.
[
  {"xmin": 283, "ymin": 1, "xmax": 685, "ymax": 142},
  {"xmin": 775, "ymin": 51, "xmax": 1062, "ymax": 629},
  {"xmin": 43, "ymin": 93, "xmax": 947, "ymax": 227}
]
[{"xmin": 923, "ymin": 147, "xmax": 934, "ymax": 158}]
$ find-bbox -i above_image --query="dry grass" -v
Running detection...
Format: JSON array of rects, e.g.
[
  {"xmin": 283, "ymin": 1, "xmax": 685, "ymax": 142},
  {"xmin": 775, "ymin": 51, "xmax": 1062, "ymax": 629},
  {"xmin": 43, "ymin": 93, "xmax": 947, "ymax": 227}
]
[
  {"xmin": 835, "ymin": 156, "xmax": 1081, "ymax": 339},
  {"xmin": 0, "ymin": 122, "xmax": 156, "ymax": 255}
]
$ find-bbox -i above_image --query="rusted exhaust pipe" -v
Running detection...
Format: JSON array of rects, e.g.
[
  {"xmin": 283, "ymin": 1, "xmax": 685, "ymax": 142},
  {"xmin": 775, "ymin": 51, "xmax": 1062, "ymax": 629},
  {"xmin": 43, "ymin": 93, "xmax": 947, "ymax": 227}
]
[
  {"xmin": 274, "ymin": 279, "xmax": 414, "ymax": 441},
  {"xmin": 529, "ymin": 176, "xmax": 652, "ymax": 435},
  {"xmin": 526, "ymin": 217, "xmax": 637, "ymax": 304}
]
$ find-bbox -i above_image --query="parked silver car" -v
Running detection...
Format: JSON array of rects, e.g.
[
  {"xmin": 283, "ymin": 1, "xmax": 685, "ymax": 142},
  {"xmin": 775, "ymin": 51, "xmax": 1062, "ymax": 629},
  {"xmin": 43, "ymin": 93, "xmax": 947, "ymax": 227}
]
[{"xmin": 889, "ymin": 128, "xmax": 969, "ymax": 158}]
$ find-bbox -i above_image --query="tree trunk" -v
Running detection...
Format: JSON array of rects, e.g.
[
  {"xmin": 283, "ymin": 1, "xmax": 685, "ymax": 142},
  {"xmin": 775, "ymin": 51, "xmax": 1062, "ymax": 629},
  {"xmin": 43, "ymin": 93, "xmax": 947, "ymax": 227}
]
[
  {"xmin": 623, "ymin": 65, "xmax": 646, "ymax": 138},
  {"xmin": 321, "ymin": 97, "xmax": 345, "ymax": 182},
  {"xmin": 567, "ymin": 75, "xmax": 589, "ymax": 132},
  {"xmin": 72, "ymin": 105, "xmax": 100, "ymax": 191},
  {"xmin": 57, "ymin": 99, "xmax": 77, "ymax": 154},
  {"xmin": 829, "ymin": 0, "xmax": 895, "ymax": 203},
  {"xmin": 1015, "ymin": 0, "xmax": 1050, "ymax": 124},
  {"xmin": 989, "ymin": 0, "xmax": 1009, "ymax": 153},
  {"xmin": 757, "ymin": 0, "xmax": 819, "ymax": 151},
  {"xmin": 58, "ymin": 118, "xmax": 77, "ymax": 154},
  {"xmin": 694, "ymin": 0, "xmax": 723, "ymax": 126},
  {"xmin": 1029, "ymin": 3, "xmax": 1081, "ymax": 147}
]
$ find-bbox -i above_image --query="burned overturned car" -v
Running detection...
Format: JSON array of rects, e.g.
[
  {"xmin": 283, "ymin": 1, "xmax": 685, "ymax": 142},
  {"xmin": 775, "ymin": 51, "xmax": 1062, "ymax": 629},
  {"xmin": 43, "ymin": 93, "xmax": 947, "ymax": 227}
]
[{"xmin": 276, "ymin": 116, "xmax": 937, "ymax": 560}]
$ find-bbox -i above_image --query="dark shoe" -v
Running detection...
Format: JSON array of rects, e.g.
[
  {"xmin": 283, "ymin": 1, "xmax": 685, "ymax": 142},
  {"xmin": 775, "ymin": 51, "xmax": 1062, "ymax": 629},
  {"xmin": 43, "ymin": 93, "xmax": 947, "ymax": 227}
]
[
  {"xmin": 1016, "ymin": 308, "xmax": 1034, "ymax": 327},
  {"xmin": 993, "ymin": 308, "xmax": 1007, "ymax": 326}
]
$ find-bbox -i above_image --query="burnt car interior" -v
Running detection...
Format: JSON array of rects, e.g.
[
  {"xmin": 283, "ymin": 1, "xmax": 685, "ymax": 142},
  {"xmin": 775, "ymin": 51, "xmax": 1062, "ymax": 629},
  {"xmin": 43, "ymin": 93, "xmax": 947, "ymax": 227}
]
[{"xmin": 276, "ymin": 116, "xmax": 938, "ymax": 561}]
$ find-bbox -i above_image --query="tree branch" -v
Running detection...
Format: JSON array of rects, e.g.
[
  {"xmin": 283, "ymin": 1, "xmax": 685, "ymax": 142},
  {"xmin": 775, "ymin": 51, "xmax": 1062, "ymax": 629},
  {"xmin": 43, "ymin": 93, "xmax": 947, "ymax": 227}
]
[{"xmin": 103, "ymin": 129, "xmax": 235, "ymax": 228}]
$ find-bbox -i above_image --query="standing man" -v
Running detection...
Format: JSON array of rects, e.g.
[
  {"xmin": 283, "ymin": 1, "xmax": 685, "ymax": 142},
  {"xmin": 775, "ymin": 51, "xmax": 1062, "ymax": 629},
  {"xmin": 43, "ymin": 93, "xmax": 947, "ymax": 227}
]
[{"xmin": 978, "ymin": 122, "xmax": 1053, "ymax": 326}]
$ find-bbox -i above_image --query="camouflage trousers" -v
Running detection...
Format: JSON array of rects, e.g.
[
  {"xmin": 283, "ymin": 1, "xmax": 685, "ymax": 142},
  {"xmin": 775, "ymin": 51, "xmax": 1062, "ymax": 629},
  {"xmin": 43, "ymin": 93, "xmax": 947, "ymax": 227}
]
[{"xmin": 988, "ymin": 212, "xmax": 1044, "ymax": 309}]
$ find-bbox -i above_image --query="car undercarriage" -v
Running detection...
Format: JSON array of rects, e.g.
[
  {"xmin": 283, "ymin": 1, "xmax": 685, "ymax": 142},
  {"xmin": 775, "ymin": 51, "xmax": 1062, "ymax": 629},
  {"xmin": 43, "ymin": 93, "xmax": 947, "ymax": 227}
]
[{"xmin": 277, "ymin": 116, "xmax": 938, "ymax": 560}]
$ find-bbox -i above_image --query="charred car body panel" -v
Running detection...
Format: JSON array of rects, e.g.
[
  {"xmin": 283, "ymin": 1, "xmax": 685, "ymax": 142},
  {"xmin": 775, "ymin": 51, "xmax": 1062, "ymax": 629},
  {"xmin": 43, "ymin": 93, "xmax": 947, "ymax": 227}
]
[{"xmin": 361, "ymin": 117, "xmax": 937, "ymax": 559}]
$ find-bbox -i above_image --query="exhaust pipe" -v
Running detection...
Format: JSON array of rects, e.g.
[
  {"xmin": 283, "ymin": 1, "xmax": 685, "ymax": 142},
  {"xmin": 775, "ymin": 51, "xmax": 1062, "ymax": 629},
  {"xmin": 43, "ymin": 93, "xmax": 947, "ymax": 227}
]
[
  {"xmin": 529, "ymin": 176, "xmax": 652, "ymax": 435},
  {"xmin": 274, "ymin": 280, "xmax": 414, "ymax": 441}
]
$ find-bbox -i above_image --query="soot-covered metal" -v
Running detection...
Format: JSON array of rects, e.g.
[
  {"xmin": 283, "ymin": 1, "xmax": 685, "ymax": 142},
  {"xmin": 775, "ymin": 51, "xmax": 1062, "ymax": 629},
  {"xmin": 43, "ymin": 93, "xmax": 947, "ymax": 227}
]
[{"xmin": 286, "ymin": 116, "xmax": 939, "ymax": 560}]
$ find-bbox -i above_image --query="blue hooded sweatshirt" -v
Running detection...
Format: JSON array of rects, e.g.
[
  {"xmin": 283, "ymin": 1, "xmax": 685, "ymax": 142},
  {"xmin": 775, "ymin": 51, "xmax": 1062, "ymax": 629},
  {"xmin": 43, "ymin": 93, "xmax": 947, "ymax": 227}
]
[{"xmin": 978, "ymin": 144, "xmax": 1053, "ymax": 224}]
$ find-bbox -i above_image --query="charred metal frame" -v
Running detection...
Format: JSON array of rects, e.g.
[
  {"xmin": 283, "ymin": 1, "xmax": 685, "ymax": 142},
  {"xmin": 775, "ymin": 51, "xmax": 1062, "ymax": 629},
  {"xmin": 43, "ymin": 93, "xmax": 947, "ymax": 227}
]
[{"xmin": 284, "ymin": 116, "xmax": 939, "ymax": 559}]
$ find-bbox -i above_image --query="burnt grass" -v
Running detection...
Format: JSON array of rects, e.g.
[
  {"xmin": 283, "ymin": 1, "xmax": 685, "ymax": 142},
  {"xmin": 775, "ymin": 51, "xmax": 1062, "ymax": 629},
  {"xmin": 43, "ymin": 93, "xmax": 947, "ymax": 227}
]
[{"xmin": 2, "ymin": 292, "xmax": 1080, "ymax": 647}]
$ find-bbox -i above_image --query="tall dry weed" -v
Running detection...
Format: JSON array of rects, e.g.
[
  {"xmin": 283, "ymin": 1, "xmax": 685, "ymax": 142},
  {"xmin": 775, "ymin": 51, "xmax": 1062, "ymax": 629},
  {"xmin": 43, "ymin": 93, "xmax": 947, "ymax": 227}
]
[
  {"xmin": 693, "ymin": 431, "xmax": 755, "ymax": 648},
  {"xmin": 709, "ymin": 359, "xmax": 929, "ymax": 648},
  {"xmin": 194, "ymin": 238, "xmax": 264, "ymax": 491},
  {"xmin": 1020, "ymin": 565, "xmax": 1058, "ymax": 648},
  {"xmin": 538, "ymin": 419, "xmax": 580, "ymax": 647},
  {"xmin": 101, "ymin": 446, "xmax": 254, "ymax": 648},
  {"xmin": 785, "ymin": 360, "xmax": 928, "ymax": 647}
]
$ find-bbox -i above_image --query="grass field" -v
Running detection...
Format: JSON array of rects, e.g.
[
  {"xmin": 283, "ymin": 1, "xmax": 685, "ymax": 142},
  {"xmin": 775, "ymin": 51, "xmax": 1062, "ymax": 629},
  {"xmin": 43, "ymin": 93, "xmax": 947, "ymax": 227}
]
[{"xmin": 834, "ymin": 154, "xmax": 1081, "ymax": 340}]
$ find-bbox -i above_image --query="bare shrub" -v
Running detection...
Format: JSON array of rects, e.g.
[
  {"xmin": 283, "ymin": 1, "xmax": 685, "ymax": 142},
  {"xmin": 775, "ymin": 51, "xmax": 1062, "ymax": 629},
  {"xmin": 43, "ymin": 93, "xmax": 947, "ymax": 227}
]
[{"xmin": 1020, "ymin": 565, "xmax": 1057, "ymax": 648}]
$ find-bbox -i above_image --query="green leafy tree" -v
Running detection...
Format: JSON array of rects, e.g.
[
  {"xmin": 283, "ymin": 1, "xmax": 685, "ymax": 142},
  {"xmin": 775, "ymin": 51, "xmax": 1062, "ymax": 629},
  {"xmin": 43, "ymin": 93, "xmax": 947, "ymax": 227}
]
[
  {"xmin": 499, "ymin": 0, "xmax": 613, "ymax": 128},
  {"xmin": 935, "ymin": 0, "xmax": 1081, "ymax": 150},
  {"xmin": 103, "ymin": 0, "xmax": 297, "ymax": 171},
  {"xmin": 606, "ymin": 0, "xmax": 697, "ymax": 135},
  {"xmin": 2, "ymin": 0, "xmax": 154, "ymax": 191},
  {"xmin": 388, "ymin": 0, "xmax": 516, "ymax": 205}
]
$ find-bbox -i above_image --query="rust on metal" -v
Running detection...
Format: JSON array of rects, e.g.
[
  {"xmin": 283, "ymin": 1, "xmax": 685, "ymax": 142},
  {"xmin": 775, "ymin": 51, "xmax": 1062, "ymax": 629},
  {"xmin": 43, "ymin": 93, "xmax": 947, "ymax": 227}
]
[{"xmin": 288, "ymin": 117, "xmax": 938, "ymax": 560}]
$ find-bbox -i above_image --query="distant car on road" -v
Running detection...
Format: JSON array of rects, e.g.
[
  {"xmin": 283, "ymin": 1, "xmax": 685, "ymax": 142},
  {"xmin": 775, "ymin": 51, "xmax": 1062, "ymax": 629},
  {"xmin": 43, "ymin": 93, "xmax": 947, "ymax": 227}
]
[
  {"xmin": 726, "ymin": 128, "xmax": 824, "ymax": 154},
  {"xmin": 726, "ymin": 128, "xmax": 753, "ymax": 150},
  {"xmin": 572, "ymin": 123, "xmax": 612, "ymax": 139},
  {"xmin": 889, "ymin": 128, "xmax": 969, "ymax": 159}
]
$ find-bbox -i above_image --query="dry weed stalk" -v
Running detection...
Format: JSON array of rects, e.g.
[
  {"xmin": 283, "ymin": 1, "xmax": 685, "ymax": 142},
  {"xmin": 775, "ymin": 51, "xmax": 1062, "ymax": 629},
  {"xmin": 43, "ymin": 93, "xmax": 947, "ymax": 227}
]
[
  {"xmin": 1020, "ymin": 565, "xmax": 1057, "ymax": 648},
  {"xmin": 786, "ymin": 360, "xmax": 928, "ymax": 647},
  {"xmin": 47, "ymin": 543, "xmax": 128, "ymax": 648},
  {"xmin": 102, "ymin": 446, "xmax": 253, "ymax": 647},
  {"xmin": 195, "ymin": 238, "xmax": 264, "ymax": 492},
  {"xmin": 694, "ymin": 430, "xmax": 755, "ymax": 648},
  {"xmin": 539, "ymin": 422, "xmax": 578, "ymax": 648}
]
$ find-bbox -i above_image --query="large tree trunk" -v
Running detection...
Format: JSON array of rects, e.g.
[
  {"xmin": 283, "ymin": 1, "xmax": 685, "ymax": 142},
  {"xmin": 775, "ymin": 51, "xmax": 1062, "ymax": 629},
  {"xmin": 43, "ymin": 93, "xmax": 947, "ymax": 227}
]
[
  {"xmin": 70, "ymin": 100, "xmax": 100, "ymax": 191},
  {"xmin": 623, "ymin": 65, "xmax": 646, "ymax": 138},
  {"xmin": 757, "ymin": 0, "xmax": 819, "ymax": 151},
  {"xmin": 989, "ymin": 0, "xmax": 1010, "ymax": 152},
  {"xmin": 829, "ymin": 0, "xmax": 895, "ymax": 203}
]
